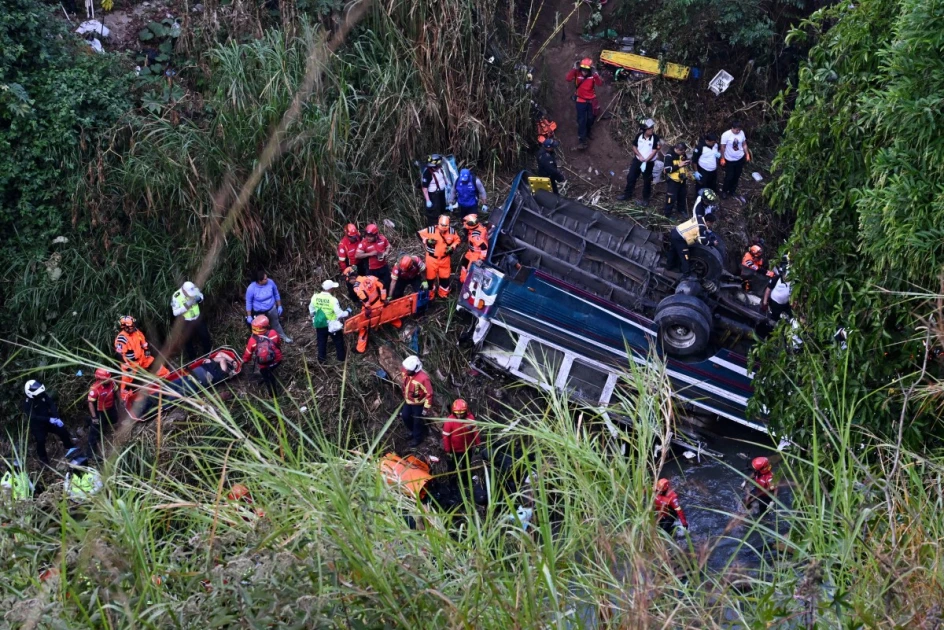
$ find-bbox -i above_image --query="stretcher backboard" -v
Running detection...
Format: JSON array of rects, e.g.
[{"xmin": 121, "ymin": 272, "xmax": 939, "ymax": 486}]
[
  {"xmin": 343, "ymin": 290, "xmax": 431, "ymax": 334},
  {"xmin": 600, "ymin": 50, "xmax": 691, "ymax": 81}
]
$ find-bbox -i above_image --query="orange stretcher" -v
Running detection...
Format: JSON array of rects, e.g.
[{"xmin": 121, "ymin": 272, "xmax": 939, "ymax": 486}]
[
  {"xmin": 380, "ymin": 453, "xmax": 433, "ymax": 499},
  {"xmin": 343, "ymin": 290, "xmax": 431, "ymax": 335},
  {"xmin": 599, "ymin": 50, "xmax": 691, "ymax": 81}
]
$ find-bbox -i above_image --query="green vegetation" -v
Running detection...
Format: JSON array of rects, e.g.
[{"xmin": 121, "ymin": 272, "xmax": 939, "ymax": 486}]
[{"xmin": 755, "ymin": 0, "xmax": 944, "ymax": 441}]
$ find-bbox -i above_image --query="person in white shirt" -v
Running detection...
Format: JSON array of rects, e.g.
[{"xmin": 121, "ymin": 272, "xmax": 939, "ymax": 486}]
[
  {"xmin": 720, "ymin": 122, "xmax": 749, "ymax": 201},
  {"xmin": 692, "ymin": 133, "xmax": 721, "ymax": 192},
  {"xmin": 617, "ymin": 119, "xmax": 661, "ymax": 205}
]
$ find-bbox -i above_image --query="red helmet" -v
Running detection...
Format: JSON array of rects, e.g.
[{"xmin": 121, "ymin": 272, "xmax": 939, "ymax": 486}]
[
  {"xmin": 579, "ymin": 57, "xmax": 593, "ymax": 69},
  {"xmin": 749, "ymin": 245, "xmax": 763, "ymax": 258},
  {"xmin": 345, "ymin": 223, "xmax": 359, "ymax": 238},
  {"xmin": 94, "ymin": 368, "xmax": 111, "ymax": 380},
  {"xmin": 364, "ymin": 223, "xmax": 379, "ymax": 236},
  {"xmin": 752, "ymin": 457, "xmax": 771, "ymax": 473},
  {"xmin": 399, "ymin": 255, "xmax": 414, "ymax": 271},
  {"xmin": 451, "ymin": 399, "xmax": 468, "ymax": 416},
  {"xmin": 437, "ymin": 215, "xmax": 451, "ymax": 230},
  {"xmin": 227, "ymin": 483, "xmax": 252, "ymax": 503},
  {"xmin": 656, "ymin": 478, "xmax": 671, "ymax": 493},
  {"xmin": 343, "ymin": 266, "xmax": 358, "ymax": 280},
  {"xmin": 251, "ymin": 315, "xmax": 269, "ymax": 333},
  {"xmin": 462, "ymin": 214, "xmax": 479, "ymax": 229},
  {"xmin": 119, "ymin": 315, "xmax": 136, "ymax": 330}
]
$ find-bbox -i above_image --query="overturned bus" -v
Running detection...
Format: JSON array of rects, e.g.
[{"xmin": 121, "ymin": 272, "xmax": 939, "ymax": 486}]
[{"xmin": 457, "ymin": 172, "xmax": 768, "ymax": 433}]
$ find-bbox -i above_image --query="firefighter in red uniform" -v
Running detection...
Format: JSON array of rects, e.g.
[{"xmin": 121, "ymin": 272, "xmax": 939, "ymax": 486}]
[
  {"xmin": 241, "ymin": 315, "xmax": 283, "ymax": 396},
  {"xmin": 389, "ymin": 255, "xmax": 428, "ymax": 300},
  {"xmin": 460, "ymin": 214, "xmax": 489, "ymax": 284},
  {"xmin": 355, "ymin": 223, "xmax": 392, "ymax": 290},
  {"xmin": 401, "ymin": 355, "xmax": 433, "ymax": 447},
  {"xmin": 653, "ymin": 478, "xmax": 688, "ymax": 534},
  {"xmin": 86, "ymin": 368, "xmax": 118, "ymax": 461},
  {"xmin": 344, "ymin": 267, "xmax": 399, "ymax": 353},
  {"xmin": 564, "ymin": 58, "xmax": 603, "ymax": 150},
  {"xmin": 337, "ymin": 223, "xmax": 367, "ymax": 301},
  {"xmin": 442, "ymin": 398, "xmax": 481, "ymax": 476},
  {"xmin": 745, "ymin": 456, "xmax": 777, "ymax": 513},
  {"xmin": 741, "ymin": 244, "xmax": 775, "ymax": 293},
  {"xmin": 417, "ymin": 215, "xmax": 461, "ymax": 299}
]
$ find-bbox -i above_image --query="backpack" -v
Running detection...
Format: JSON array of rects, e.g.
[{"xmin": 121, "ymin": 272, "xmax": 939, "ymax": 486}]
[{"xmin": 253, "ymin": 334, "xmax": 276, "ymax": 366}]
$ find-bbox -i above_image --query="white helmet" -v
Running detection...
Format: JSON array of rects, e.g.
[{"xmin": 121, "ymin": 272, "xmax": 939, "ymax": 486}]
[
  {"xmin": 402, "ymin": 356, "xmax": 422, "ymax": 373},
  {"xmin": 25, "ymin": 380, "xmax": 45, "ymax": 398},
  {"xmin": 182, "ymin": 281, "xmax": 198, "ymax": 294}
]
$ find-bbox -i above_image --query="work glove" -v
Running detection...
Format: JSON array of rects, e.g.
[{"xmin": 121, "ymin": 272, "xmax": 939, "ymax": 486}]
[
  {"xmin": 447, "ymin": 203, "xmax": 458, "ymax": 212},
  {"xmin": 277, "ymin": 306, "xmax": 283, "ymax": 316},
  {"xmin": 90, "ymin": 415, "xmax": 99, "ymax": 425},
  {"xmin": 421, "ymin": 281, "xmax": 429, "ymax": 290},
  {"xmin": 342, "ymin": 309, "xmax": 351, "ymax": 318},
  {"xmin": 50, "ymin": 417, "xmax": 64, "ymax": 428},
  {"xmin": 640, "ymin": 162, "xmax": 647, "ymax": 173},
  {"xmin": 714, "ymin": 149, "xmax": 722, "ymax": 159},
  {"xmin": 426, "ymin": 200, "xmax": 433, "ymax": 209},
  {"xmin": 694, "ymin": 172, "xmax": 702, "ymax": 181},
  {"xmin": 245, "ymin": 315, "xmax": 254, "ymax": 325},
  {"xmin": 481, "ymin": 204, "xmax": 489, "ymax": 213},
  {"xmin": 426, "ymin": 238, "xmax": 437, "ymax": 247}
]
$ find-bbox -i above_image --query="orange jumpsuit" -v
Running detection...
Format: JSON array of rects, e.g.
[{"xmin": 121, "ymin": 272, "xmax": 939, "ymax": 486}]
[
  {"xmin": 114, "ymin": 329, "xmax": 169, "ymax": 377},
  {"xmin": 460, "ymin": 225, "xmax": 490, "ymax": 284},
  {"xmin": 417, "ymin": 225, "xmax": 461, "ymax": 298},
  {"xmin": 352, "ymin": 275, "xmax": 397, "ymax": 353},
  {"xmin": 740, "ymin": 252, "xmax": 774, "ymax": 292}
]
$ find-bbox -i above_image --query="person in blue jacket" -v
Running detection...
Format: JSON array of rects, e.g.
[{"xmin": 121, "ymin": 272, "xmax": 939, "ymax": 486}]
[
  {"xmin": 449, "ymin": 168, "xmax": 487, "ymax": 218},
  {"xmin": 245, "ymin": 270, "xmax": 292, "ymax": 343}
]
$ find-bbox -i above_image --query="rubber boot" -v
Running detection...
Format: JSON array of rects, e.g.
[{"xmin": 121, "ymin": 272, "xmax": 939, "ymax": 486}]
[
  {"xmin": 437, "ymin": 286, "xmax": 450, "ymax": 299},
  {"xmin": 356, "ymin": 327, "xmax": 369, "ymax": 353}
]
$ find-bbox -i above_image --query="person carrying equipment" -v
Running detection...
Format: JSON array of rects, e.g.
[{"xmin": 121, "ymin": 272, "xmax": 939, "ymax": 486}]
[
  {"xmin": 745, "ymin": 456, "xmax": 777, "ymax": 513},
  {"xmin": 355, "ymin": 223, "xmax": 392, "ymax": 290},
  {"xmin": 86, "ymin": 368, "xmax": 118, "ymax": 461},
  {"xmin": 565, "ymin": 58, "xmax": 603, "ymax": 149},
  {"xmin": 662, "ymin": 142, "xmax": 691, "ymax": 216},
  {"xmin": 417, "ymin": 215, "xmax": 461, "ymax": 299},
  {"xmin": 343, "ymin": 268, "xmax": 398, "ymax": 353},
  {"xmin": 23, "ymin": 380, "xmax": 78, "ymax": 467},
  {"xmin": 171, "ymin": 281, "xmax": 211, "ymax": 359},
  {"xmin": 653, "ymin": 478, "xmax": 688, "ymax": 534},
  {"xmin": 450, "ymin": 168, "xmax": 487, "ymax": 217},
  {"xmin": 241, "ymin": 315, "xmax": 283, "ymax": 396},
  {"xmin": 389, "ymin": 255, "xmax": 428, "ymax": 299},
  {"xmin": 667, "ymin": 212, "xmax": 718, "ymax": 276},
  {"xmin": 741, "ymin": 244, "xmax": 775, "ymax": 293},
  {"xmin": 460, "ymin": 214, "xmax": 490, "ymax": 284},
  {"xmin": 536, "ymin": 138, "xmax": 566, "ymax": 195},
  {"xmin": 401, "ymin": 356, "xmax": 433, "ymax": 447},
  {"xmin": 309, "ymin": 280, "xmax": 350, "ymax": 363},
  {"xmin": 421, "ymin": 154, "xmax": 448, "ymax": 227},
  {"xmin": 442, "ymin": 398, "xmax": 481, "ymax": 476},
  {"xmin": 114, "ymin": 316, "xmax": 171, "ymax": 378},
  {"xmin": 338, "ymin": 223, "xmax": 367, "ymax": 301}
]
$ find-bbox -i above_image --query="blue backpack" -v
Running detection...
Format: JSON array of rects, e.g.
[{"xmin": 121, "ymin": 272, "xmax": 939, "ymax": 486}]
[{"xmin": 455, "ymin": 169, "xmax": 478, "ymax": 207}]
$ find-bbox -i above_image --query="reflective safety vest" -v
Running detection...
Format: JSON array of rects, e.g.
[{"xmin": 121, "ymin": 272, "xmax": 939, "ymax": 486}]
[
  {"xmin": 1, "ymin": 471, "xmax": 33, "ymax": 501},
  {"xmin": 455, "ymin": 178, "xmax": 478, "ymax": 207},
  {"xmin": 65, "ymin": 470, "xmax": 102, "ymax": 500},
  {"xmin": 310, "ymin": 291, "xmax": 340, "ymax": 328},
  {"xmin": 172, "ymin": 289, "xmax": 201, "ymax": 321}
]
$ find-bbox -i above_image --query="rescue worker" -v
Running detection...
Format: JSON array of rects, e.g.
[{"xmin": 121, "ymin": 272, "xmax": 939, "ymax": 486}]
[
  {"xmin": 720, "ymin": 121, "xmax": 750, "ymax": 202},
  {"xmin": 171, "ymin": 280, "xmax": 211, "ymax": 359},
  {"xmin": 762, "ymin": 255, "xmax": 792, "ymax": 321},
  {"xmin": 389, "ymin": 255, "xmax": 428, "ymax": 300},
  {"xmin": 536, "ymin": 138, "xmax": 566, "ymax": 195},
  {"xmin": 245, "ymin": 270, "xmax": 292, "ymax": 343},
  {"xmin": 421, "ymin": 154, "xmax": 449, "ymax": 227},
  {"xmin": 417, "ymin": 215, "xmax": 461, "ymax": 299},
  {"xmin": 460, "ymin": 214, "xmax": 489, "ymax": 284},
  {"xmin": 309, "ymin": 280, "xmax": 350, "ymax": 363},
  {"xmin": 86, "ymin": 368, "xmax": 118, "ymax": 461},
  {"xmin": 662, "ymin": 142, "xmax": 691, "ymax": 216},
  {"xmin": 338, "ymin": 223, "xmax": 367, "ymax": 302},
  {"xmin": 241, "ymin": 315, "xmax": 283, "ymax": 396},
  {"xmin": 618, "ymin": 119, "xmax": 661, "ymax": 205},
  {"xmin": 667, "ymin": 212, "xmax": 718, "ymax": 276},
  {"xmin": 64, "ymin": 463, "xmax": 102, "ymax": 500},
  {"xmin": 450, "ymin": 168, "xmax": 487, "ymax": 218},
  {"xmin": 653, "ymin": 478, "xmax": 688, "ymax": 534},
  {"xmin": 354, "ymin": 223, "xmax": 392, "ymax": 290},
  {"xmin": 401, "ymin": 355, "xmax": 433, "ymax": 447},
  {"xmin": 692, "ymin": 133, "xmax": 721, "ymax": 193},
  {"xmin": 114, "ymin": 316, "xmax": 171, "ymax": 378},
  {"xmin": 1, "ymin": 460, "xmax": 33, "ymax": 502},
  {"xmin": 565, "ymin": 58, "xmax": 602, "ymax": 149},
  {"xmin": 691, "ymin": 188, "xmax": 719, "ymax": 219},
  {"xmin": 741, "ymin": 244, "xmax": 775, "ymax": 293},
  {"xmin": 344, "ymin": 267, "xmax": 398, "ymax": 353},
  {"xmin": 442, "ymin": 398, "xmax": 481, "ymax": 476},
  {"xmin": 23, "ymin": 380, "xmax": 77, "ymax": 467},
  {"xmin": 745, "ymin": 456, "xmax": 777, "ymax": 513}
]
